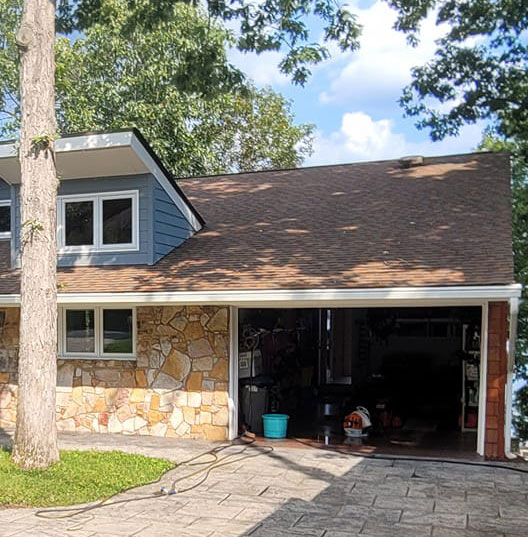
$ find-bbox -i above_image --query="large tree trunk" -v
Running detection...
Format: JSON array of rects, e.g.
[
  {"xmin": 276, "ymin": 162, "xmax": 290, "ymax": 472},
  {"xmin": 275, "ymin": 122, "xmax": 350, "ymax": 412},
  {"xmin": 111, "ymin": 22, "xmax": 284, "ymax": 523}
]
[{"xmin": 12, "ymin": 0, "xmax": 59, "ymax": 469}]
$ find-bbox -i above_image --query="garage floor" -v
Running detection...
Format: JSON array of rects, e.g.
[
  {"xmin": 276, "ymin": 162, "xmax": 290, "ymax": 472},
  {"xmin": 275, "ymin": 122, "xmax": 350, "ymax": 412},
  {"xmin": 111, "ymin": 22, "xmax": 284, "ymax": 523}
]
[
  {"xmin": 262, "ymin": 430, "xmax": 480, "ymax": 461},
  {"xmin": 1, "ymin": 430, "xmax": 527, "ymax": 537}
]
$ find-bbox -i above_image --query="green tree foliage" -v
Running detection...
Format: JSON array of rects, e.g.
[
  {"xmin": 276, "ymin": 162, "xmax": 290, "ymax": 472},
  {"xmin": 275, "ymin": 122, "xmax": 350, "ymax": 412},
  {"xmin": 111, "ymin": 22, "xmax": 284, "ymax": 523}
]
[
  {"xmin": 386, "ymin": 0, "xmax": 528, "ymax": 145},
  {"xmin": 211, "ymin": 88, "xmax": 314, "ymax": 173},
  {"xmin": 0, "ymin": 0, "xmax": 313, "ymax": 175},
  {"xmin": 480, "ymin": 135, "xmax": 528, "ymax": 440},
  {"xmin": 58, "ymin": 0, "xmax": 362, "ymax": 85}
]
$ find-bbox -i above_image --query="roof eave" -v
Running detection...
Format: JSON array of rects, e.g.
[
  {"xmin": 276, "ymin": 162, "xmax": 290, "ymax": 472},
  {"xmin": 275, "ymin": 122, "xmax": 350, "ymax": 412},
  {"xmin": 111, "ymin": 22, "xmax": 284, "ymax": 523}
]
[
  {"xmin": 0, "ymin": 284, "xmax": 521, "ymax": 308},
  {"xmin": 0, "ymin": 128, "xmax": 204, "ymax": 231}
]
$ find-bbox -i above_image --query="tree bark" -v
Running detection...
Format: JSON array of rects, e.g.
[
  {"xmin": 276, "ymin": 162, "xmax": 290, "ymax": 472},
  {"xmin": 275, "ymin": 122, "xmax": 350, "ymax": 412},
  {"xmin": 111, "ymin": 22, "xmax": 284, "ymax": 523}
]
[{"xmin": 12, "ymin": 0, "xmax": 59, "ymax": 469}]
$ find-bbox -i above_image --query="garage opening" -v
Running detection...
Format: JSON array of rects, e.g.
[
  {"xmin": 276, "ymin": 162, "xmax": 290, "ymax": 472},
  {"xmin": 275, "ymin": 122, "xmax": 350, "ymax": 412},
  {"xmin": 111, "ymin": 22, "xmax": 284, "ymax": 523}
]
[{"xmin": 237, "ymin": 306, "xmax": 482, "ymax": 457}]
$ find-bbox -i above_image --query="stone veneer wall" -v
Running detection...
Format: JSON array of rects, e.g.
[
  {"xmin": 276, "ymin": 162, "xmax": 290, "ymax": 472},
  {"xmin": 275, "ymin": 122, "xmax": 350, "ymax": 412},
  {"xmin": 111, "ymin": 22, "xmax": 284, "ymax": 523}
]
[
  {"xmin": 0, "ymin": 308, "xmax": 18, "ymax": 427},
  {"xmin": 0, "ymin": 306, "xmax": 230, "ymax": 440}
]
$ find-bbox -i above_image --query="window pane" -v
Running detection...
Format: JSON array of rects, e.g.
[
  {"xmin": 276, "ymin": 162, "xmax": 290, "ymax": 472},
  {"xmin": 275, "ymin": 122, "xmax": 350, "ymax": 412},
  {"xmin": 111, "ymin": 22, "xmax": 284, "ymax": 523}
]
[
  {"xmin": 103, "ymin": 198, "xmax": 132, "ymax": 245},
  {"xmin": 103, "ymin": 309, "xmax": 133, "ymax": 354},
  {"xmin": 66, "ymin": 310, "xmax": 95, "ymax": 353},
  {"xmin": 65, "ymin": 201, "xmax": 93, "ymax": 246},
  {"xmin": 0, "ymin": 205, "xmax": 10, "ymax": 233}
]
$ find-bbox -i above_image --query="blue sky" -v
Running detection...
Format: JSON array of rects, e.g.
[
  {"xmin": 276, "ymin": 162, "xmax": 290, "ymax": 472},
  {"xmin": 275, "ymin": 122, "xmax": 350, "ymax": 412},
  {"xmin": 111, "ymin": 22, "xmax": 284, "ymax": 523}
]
[{"xmin": 228, "ymin": 0, "xmax": 485, "ymax": 166}]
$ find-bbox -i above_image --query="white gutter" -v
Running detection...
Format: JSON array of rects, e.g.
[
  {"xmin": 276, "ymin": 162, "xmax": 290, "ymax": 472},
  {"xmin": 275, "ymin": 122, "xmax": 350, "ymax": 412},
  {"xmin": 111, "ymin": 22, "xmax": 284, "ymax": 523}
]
[
  {"xmin": 0, "ymin": 284, "xmax": 521, "ymax": 307},
  {"xmin": 505, "ymin": 297, "xmax": 519, "ymax": 459}
]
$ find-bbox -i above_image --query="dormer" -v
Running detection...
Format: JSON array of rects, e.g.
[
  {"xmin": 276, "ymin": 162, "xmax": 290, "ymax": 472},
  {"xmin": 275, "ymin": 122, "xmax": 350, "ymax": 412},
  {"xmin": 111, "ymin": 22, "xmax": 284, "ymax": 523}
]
[{"xmin": 0, "ymin": 130, "xmax": 203, "ymax": 268}]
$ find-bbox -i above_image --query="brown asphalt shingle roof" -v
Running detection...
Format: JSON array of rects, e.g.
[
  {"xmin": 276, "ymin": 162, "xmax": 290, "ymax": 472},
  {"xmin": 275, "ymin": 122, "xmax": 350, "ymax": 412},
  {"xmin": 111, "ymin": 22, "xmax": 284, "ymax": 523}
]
[{"xmin": 0, "ymin": 151, "xmax": 514, "ymax": 295}]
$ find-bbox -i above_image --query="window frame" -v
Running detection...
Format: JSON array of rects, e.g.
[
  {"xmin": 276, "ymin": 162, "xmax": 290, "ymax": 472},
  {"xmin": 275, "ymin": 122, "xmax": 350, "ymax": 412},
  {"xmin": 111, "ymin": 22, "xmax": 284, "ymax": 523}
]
[
  {"xmin": 0, "ymin": 200, "xmax": 11, "ymax": 240},
  {"xmin": 59, "ymin": 306, "xmax": 137, "ymax": 360},
  {"xmin": 57, "ymin": 190, "xmax": 139, "ymax": 254}
]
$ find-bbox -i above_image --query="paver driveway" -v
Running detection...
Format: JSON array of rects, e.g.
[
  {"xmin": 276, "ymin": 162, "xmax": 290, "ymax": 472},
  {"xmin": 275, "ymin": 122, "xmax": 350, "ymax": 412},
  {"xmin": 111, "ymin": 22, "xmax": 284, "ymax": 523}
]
[{"xmin": 0, "ymin": 432, "xmax": 527, "ymax": 537}]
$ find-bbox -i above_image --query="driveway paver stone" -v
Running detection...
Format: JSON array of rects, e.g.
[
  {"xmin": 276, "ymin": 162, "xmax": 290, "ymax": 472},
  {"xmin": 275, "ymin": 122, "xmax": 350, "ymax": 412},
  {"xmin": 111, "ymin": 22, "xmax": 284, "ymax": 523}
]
[{"xmin": 0, "ymin": 431, "xmax": 527, "ymax": 537}]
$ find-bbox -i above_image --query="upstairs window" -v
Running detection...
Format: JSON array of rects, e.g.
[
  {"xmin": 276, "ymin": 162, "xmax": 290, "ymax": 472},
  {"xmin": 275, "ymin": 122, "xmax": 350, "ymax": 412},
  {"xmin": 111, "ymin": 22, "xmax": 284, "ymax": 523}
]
[
  {"xmin": 58, "ymin": 191, "xmax": 138, "ymax": 252},
  {"xmin": 65, "ymin": 200, "xmax": 93, "ymax": 246},
  {"xmin": 0, "ymin": 200, "xmax": 11, "ymax": 239},
  {"xmin": 102, "ymin": 197, "xmax": 132, "ymax": 245}
]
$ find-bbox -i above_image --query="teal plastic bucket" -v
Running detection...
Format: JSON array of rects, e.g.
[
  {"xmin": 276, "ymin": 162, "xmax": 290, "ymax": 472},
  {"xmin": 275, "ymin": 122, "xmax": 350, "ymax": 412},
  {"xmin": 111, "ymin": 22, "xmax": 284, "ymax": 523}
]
[{"xmin": 262, "ymin": 414, "xmax": 289, "ymax": 439}]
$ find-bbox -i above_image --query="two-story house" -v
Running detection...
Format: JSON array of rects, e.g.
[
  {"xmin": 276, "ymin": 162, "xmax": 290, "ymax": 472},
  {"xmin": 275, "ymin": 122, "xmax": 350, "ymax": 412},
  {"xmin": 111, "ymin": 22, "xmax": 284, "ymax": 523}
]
[{"xmin": 0, "ymin": 129, "xmax": 521, "ymax": 460}]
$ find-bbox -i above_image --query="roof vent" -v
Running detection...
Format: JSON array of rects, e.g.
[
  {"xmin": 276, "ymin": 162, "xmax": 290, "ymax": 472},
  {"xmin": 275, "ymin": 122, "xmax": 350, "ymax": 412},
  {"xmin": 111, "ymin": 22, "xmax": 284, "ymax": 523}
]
[{"xmin": 399, "ymin": 155, "xmax": 424, "ymax": 168}]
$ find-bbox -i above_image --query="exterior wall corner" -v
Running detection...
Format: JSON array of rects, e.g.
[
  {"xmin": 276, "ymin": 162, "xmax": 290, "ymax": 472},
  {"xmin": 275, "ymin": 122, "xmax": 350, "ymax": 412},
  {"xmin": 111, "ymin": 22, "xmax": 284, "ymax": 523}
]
[{"xmin": 484, "ymin": 301, "xmax": 509, "ymax": 460}]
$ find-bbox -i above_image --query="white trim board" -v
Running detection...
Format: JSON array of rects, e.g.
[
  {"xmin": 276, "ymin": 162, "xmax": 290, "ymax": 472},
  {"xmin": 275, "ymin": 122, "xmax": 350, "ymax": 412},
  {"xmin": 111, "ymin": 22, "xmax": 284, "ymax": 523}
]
[
  {"xmin": 130, "ymin": 135, "xmax": 202, "ymax": 232},
  {"xmin": 477, "ymin": 303, "xmax": 489, "ymax": 456},
  {"xmin": 505, "ymin": 297, "xmax": 519, "ymax": 457},
  {"xmin": 228, "ymin": 306, "xmax": 239, "ymax": 440}
]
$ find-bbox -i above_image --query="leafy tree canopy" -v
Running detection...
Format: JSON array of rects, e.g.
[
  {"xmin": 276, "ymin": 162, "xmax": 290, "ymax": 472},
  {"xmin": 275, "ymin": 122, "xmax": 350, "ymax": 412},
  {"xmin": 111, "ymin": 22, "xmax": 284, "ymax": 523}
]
[
  {"xmin": 0, "ymin": 0, "xmax": 313, "ymax": 175},
  {"xmin": 58, "ymin": 0, "xmax": 362, "ymax": 85},
  {"xmin": 387, "ymin": 0, "xmax": 528, "ymax": 145}
]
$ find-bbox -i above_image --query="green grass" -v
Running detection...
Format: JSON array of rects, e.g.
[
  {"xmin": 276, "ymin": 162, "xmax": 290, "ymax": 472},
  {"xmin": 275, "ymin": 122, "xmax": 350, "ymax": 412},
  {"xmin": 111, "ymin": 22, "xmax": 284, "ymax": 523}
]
[{"xmin": 0, "ymin": 449, "xmax": 174, "ymax": 507}]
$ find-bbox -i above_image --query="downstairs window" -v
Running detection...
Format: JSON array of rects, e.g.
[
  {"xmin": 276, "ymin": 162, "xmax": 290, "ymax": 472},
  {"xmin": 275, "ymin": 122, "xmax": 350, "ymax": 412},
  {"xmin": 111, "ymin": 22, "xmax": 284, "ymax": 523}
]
[{"xmin": 59, "ymin": 307, "xmax": 136, "ymax": 359}]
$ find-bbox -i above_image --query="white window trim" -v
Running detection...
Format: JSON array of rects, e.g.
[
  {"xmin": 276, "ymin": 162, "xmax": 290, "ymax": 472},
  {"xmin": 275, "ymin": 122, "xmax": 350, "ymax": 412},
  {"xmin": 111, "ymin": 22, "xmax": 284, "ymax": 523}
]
[
  {"xmin": 57, "ymin": 190, "xmax": 139, "ymax": 254},
  {"xmin": 59, "ymin": 306, "xmax": 137, "ymax": 360},
  {"xmin": 0, "ymin": 199, "xmax": 11, "ymax": 240}
]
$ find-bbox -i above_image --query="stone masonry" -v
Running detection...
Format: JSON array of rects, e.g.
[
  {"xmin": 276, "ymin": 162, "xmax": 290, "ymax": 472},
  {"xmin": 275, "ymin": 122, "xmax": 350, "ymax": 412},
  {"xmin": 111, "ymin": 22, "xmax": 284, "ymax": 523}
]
[
  {"xmin": 0, "ymin": 305, "xmax": 230, "ymax": 440},
  {"xmin": 0, "ymin": 308, "xmax": 18, "ymax": 428}
]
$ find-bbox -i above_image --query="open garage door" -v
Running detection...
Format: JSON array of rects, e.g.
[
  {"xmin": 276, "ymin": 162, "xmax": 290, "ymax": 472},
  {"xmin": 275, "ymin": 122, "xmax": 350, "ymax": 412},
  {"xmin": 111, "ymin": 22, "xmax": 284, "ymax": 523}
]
[{"xmin": 237, "ymin": 306, "xmax": 482, "ymax": 457}]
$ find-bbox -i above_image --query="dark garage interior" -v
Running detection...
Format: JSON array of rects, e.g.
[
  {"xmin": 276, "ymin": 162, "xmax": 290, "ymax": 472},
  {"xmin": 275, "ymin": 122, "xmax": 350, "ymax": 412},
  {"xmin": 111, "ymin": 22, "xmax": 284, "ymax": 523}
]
[{"xmin": 238, "ymin": 306, "xmax": 482, "ymax": 456}]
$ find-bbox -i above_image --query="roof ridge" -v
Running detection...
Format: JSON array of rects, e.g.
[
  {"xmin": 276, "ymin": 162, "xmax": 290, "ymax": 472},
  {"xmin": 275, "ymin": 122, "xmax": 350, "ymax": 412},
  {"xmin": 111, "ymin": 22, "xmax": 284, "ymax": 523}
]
[{"xmin": 177, "ymin": 150, "xmax": 506, "ymax": 182}]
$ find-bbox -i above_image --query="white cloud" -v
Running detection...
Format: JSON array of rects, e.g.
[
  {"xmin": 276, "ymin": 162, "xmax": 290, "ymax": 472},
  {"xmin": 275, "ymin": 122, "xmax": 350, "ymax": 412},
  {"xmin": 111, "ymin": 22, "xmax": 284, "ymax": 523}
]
[
  {"xmin": 228, "ymin": 46, "xmax": 289, "ymax": 87},
  {"xmin": 319, "ymin": 1, "xmax": 447, "ymax": 109},
  {"xmin": 307, "ymin": 111, "xmax": 485, "ymax": 165},
  {"xmin": 225, "ymin": 0, "xmax": 446, "ymax": 95}
]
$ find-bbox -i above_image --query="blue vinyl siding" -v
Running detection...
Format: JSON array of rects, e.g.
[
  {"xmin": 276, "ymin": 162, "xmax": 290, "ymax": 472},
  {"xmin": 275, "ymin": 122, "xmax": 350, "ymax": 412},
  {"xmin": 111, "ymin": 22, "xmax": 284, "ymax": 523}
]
[
  {"xmin": 153, "ymin": 180, "xmax": 193, "ymax": 262},
  {"xmin": 11, "ymin": 174, "xmax": 196, "ymax": 268},
  {"xmin": 13, "ymin": 174, "xmax": 154, "ymax": 267}
]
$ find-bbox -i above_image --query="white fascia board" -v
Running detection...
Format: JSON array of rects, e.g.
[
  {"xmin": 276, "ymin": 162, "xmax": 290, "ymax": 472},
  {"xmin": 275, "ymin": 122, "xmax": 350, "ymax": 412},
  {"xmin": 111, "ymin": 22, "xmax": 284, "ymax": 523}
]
[
  {"xmin": 55, "ymin": 131, "xmax": 134, "ymax": 153},
  {"xmin": 0, "ymin": 131, "xmax": 203, "ymax": 234},
  {"xmin": 0, "ymin": 132, "xmax": 133, "ymax": 161},
  {"xmin": 130, "ymin": 134, "xmax": 202, "ymax": 232},
  {"xmin": 0, "ymin": 132, "xmax": 138, "ymax": 185},
  {"xmin": 0, "ymin": 143, "xmax": 17, "ymax": 160},
  {"xmin": 0, "ymin": 284, "xmax": 520, "ymax": 307}
]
